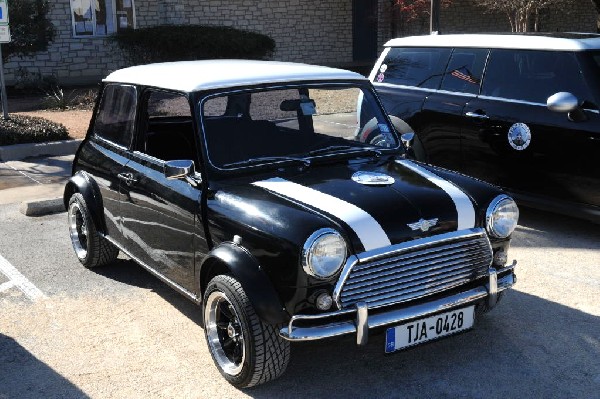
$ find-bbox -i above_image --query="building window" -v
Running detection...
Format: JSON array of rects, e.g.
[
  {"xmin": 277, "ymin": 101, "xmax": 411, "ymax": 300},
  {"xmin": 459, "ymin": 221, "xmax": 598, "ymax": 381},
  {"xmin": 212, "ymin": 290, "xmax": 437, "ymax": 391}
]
[{"xmin": 71, "ymin": 0, "xmax": 136, "ymax": 37}]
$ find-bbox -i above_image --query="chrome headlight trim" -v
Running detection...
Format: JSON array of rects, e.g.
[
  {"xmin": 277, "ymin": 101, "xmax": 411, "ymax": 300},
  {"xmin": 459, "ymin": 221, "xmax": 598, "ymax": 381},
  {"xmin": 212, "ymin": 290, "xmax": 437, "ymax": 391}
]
[
  {"xmin": 486, "ymin": 195, "xmax": 519, "ymax": 239},
  {"xmin": 302, "ymin": 228, "xmax": 347, "ymax": 279}
]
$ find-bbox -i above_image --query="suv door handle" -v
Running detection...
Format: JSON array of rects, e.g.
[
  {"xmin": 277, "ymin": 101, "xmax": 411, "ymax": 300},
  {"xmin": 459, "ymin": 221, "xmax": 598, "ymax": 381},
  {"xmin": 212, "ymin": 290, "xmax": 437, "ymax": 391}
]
[
  {"xmin": 465, "ymin": 111, "xmax": 490, "ymax": 120},
  {"xmin": 117, "ymin": 172, "xmax": 138, "ymax": 186}
]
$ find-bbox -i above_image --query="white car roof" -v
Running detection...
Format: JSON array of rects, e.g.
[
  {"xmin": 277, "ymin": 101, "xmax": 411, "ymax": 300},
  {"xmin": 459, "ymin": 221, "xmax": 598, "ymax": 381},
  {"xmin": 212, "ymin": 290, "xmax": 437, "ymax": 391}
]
[
  {"xmin": 384, "ymin": 33, "xmax": 600, "ymax": 51},
  {"xmin": 103, "ymin": 60, "xmax": 366, "ymax": 92}
]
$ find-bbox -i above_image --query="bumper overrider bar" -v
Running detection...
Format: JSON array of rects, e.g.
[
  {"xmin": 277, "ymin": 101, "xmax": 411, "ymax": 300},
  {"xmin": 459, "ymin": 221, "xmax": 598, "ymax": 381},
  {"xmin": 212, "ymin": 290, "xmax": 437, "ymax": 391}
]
[{"xmin": 280, "ymin": 263, "xmax": 516, "ymax": 345}]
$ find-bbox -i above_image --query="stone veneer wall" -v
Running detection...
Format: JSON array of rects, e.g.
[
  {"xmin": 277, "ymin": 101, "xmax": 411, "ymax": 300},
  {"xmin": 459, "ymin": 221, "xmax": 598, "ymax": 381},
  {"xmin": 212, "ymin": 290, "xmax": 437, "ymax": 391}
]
[
  {"xmin": 4, "ymin": 0, "xmax": 353, "ymax": 85},
  {"xmin": 377, "ymin": 0, "xmax": 598, "ymax": 51},
  {"xmin": 4, "ymin": 0, "xmax": 597, "ymax": 85}
]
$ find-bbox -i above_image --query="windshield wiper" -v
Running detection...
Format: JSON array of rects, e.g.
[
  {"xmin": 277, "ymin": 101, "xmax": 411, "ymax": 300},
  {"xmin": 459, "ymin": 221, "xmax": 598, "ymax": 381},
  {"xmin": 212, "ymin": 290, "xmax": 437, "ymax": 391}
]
[
  {"xmin": 307, "ymin": 145, "xmax": 382, "ymax": 158},
  {"xmin": 222, "ymin": 156, "xmax": 311, "ymax": 168}
]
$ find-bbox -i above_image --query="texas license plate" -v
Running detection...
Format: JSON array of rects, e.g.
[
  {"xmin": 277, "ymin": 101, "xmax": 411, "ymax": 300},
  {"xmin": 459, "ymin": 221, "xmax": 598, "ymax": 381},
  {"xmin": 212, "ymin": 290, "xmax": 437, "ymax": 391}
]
[{"xmin": 385, "ymin": 306, "xmax": 475, "ymax": 353}]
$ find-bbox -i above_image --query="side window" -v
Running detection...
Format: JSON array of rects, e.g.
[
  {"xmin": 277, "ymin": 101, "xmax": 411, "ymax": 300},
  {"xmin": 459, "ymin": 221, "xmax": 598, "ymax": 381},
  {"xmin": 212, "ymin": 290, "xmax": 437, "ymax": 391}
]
[
  {"xmin": 139, "ymin": 91, "xmax": 198, "ymax": 162},
  {"xmin": 94, "ymin": 84, "xmax": 137, "ymax": 147},
  {"xmin": 482, "ymin": 49, "xmax": 591, "ymax": 104},
  {"xmin": 440, "ymin": 48, "xmax": 488, "ymax": 94},
  {"xmin": 377, "ymin": 47, "xmax": 451, "ymax": 89}
]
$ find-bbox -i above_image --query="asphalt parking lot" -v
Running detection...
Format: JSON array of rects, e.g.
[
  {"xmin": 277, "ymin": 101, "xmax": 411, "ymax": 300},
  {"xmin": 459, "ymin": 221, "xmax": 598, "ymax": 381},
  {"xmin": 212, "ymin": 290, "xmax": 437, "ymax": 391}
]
[{"xmin": 0, "ymin": 203, "xmax": 598, "ymax": 399}]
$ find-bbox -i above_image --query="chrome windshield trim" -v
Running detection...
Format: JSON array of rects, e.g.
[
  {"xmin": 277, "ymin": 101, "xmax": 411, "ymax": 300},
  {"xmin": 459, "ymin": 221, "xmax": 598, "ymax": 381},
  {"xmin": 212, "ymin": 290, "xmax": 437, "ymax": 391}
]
[{"xmin": 332, "ymin": 228, "xmax": 488, "ymax": 309}]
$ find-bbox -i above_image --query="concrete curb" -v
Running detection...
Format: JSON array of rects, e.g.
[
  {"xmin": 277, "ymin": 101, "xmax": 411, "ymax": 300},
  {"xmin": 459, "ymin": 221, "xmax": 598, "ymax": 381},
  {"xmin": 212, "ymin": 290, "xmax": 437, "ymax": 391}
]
[
  {"xmin": 20, "ymin": 197, "xmax": 65, "ymax": 217},
  {"xmin": 0, "ymin": 139, "xmax": 81, "ymax": 162}
]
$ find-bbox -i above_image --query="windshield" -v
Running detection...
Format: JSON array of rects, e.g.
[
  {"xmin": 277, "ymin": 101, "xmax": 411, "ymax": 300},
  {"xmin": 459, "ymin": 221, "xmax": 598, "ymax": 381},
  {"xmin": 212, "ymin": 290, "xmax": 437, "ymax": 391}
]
[{"xmin": 201, "ymin": 85, "xmax": 398, "ymax": 169}]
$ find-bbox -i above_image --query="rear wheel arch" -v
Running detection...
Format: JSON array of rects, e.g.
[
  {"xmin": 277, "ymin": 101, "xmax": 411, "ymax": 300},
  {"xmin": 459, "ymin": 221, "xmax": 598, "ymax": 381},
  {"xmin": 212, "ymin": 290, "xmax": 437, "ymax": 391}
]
[{"xmin": 64, "ymin": 172, "xmax": 108, "ymax": 235}]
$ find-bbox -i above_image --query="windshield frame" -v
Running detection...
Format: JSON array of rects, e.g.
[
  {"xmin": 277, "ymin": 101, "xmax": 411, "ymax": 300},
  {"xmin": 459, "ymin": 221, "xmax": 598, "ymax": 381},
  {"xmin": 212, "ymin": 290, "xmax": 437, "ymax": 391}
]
[{"xmin": 197, "ymin": 80, "xmax": 403, "ymax": 174}]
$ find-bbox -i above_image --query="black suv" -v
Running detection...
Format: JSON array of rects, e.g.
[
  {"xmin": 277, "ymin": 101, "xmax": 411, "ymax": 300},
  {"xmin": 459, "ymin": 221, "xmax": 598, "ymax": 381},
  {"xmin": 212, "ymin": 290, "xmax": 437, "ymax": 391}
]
[
  {"xmin": 64, "ymin": 60, "xmax": 518, "ymax": 388},
  {"xmin": 368, "ymin": 33, "xmax": 600, "ymax": 223}
]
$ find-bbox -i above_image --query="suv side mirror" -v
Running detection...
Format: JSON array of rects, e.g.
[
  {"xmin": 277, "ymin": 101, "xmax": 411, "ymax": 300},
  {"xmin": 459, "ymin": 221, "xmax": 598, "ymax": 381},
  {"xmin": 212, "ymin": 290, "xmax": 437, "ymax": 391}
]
[
  {"xmin": 547, "ymin": 92, "xmax": 587, "ymax": 122},
  {"xmin": 547, "ymin": 92, "xmax": 579, "ymax": 113},
  {"xmin": 164, "ymin": 160, "xmax": 201, "ymax": 187}
]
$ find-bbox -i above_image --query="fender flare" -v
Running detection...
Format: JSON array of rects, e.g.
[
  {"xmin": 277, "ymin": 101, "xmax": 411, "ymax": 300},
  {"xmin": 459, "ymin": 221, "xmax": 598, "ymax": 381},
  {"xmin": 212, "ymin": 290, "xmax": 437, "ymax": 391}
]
[
  {"xmin": 63, "ymin": 171, "xmax": 107, "ymax": 234},
  {"xmin": 199, "ymin": 243, "xmax": 289, "ymax": 325}
]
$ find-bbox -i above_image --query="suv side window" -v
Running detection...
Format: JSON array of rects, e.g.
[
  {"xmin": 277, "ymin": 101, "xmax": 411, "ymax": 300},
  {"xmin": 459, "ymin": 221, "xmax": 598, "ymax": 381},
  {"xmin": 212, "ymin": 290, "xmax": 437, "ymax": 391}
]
[
  {"xmin": 94, "ymin": 84, "xmax": 137, "ymax": 147},
  {"xmin": 482, "ymin": 49, "xmax": 591, "ymax": 104},
  {"xmin": 378, "ymin": 47, "xmax": 451, "ymax": 89},
  {"xmin": 440, "ymin": 48, "xmax": 488, "ymax": 94}
]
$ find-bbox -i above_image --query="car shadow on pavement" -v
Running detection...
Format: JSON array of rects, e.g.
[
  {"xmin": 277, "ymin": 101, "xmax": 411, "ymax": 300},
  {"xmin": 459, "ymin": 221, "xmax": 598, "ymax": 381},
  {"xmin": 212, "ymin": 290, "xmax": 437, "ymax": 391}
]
[
  {"xmin": 514, "ymin": 207, "xmax": 600, "ymax": 250},
  {"xmin": 91, "ymin": 258, "xmax": 203, "ymax": 326},
  {"xmin": 247, "ymin": 290, "xmax": 599, "ymax": 398},
  {"xmin": 0, "ymin": 334, "xmax": 89, "ymax": 399}
]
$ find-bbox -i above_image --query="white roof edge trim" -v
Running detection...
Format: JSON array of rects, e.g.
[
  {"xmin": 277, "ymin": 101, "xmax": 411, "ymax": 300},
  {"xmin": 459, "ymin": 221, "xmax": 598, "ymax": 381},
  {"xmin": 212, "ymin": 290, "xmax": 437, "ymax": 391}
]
[
  {"xmin": 384, "ymin": 34, "xmax": 600, "ymax": 51},
  {"xmin": 102, "ymin": 60, "xmax": 367, "ymax": 93}
]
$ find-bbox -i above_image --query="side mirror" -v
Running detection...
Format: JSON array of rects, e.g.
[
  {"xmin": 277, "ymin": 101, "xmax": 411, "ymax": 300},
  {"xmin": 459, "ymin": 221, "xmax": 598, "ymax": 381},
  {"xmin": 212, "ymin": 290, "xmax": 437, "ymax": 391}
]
[
  {"xmin": 401, "ymin": 132, "xmax": 415, "ymax": 150},
  {"xmin": 547, "ymin": 92, "xmax": 588, "ymax": 122},
  {"xmin": 164, "ymin": 160, "xmax": 201, "ymax": 187},
  {"xmin": 164, "ymin": 159, "xmax": 195, "ymax": 179},
  {"xmin": 547, "ymin": 92, "xmax": 579, "ymax": 113}
]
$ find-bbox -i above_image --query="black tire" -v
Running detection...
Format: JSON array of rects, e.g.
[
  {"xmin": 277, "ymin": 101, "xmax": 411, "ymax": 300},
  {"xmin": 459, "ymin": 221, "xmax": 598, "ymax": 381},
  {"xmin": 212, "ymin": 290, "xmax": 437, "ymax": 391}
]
[
  {"xmin": 67, "ymin": 193, "xmax": 118, "ymax": 268},
  {"xmin": 203, "ymin": 275, "xmax": 290, "ymax": 388}
]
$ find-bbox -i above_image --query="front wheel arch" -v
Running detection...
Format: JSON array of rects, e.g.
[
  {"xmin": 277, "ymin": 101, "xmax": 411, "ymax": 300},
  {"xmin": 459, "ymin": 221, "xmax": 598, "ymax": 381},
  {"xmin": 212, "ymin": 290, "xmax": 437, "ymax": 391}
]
[{"xmin": 199, "ymin": 243, "xmax": 289, "ymax": 325}]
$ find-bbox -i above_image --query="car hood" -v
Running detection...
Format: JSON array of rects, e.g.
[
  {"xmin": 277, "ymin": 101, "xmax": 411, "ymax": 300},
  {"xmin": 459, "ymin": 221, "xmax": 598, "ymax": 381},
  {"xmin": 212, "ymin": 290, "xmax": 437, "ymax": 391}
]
[{"xmin": 210, "ymin": 158, "xmax": 480, "ymax": 255}]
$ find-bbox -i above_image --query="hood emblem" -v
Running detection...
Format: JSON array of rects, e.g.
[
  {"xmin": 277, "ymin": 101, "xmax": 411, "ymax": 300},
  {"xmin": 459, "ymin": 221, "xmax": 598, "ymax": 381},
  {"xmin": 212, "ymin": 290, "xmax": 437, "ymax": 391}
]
[
  {"xmin": 351, "ymin": 171, "xmax": 395, "ymax": 186},
  {"xmin": 408, "ymin": 218, "xmax": 439, "ymax": 232}
]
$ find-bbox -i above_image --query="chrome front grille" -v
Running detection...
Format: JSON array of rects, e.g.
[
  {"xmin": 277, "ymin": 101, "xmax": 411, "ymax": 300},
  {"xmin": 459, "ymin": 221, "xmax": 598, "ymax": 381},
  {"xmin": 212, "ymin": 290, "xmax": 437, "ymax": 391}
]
[{"xmin": 335, "ymin": 229, "xmax": 493, "ymax": 309}]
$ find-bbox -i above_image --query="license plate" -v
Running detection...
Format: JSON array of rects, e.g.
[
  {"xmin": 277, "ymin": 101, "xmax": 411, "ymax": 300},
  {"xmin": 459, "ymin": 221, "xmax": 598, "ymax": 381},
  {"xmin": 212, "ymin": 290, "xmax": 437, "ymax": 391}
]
[{"xmin": 385, "ymin": 306, "xmax": 475, "ymax": 353}]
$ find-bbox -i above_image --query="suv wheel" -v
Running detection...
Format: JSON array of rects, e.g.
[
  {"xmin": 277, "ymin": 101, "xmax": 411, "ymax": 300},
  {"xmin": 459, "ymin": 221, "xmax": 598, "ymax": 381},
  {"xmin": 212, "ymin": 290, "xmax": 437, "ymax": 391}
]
[
  {"xmin": 203, "ymin": 275, "xmax": 290, "ymax": 388},
  {"xmin": 67, "ymin": 193, "xmax": 119, "ymax": 268}
]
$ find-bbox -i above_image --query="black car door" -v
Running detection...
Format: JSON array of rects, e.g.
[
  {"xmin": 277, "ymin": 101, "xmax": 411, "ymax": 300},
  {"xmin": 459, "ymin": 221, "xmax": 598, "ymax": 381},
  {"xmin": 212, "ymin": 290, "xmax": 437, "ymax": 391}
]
[
  {"xmin": 461, "ymin": 49, "xmax": 600, "ymax": 210},
  {"xmin": 118, "ymin": 90, "xmax": 207, "ymax": 293},
  {"xmin": 83, "ymin": 84, "xmax": 138, "ymax": 243},
  {"xmin": 419, "ymin": 48, "xmax": 489, "ymax": 170}
]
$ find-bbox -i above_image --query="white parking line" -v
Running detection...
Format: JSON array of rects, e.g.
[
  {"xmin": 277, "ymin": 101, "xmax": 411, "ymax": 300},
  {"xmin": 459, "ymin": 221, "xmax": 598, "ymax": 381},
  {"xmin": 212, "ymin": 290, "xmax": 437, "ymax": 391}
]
[{"xmin": 0, "ymin": 253, "xmax": 45, "ymax": 301}]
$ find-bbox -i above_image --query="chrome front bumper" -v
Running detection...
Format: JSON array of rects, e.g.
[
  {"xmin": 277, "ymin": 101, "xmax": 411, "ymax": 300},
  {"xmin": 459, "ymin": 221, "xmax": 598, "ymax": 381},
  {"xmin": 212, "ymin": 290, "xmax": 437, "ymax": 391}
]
[{"xmin": 280, "ymin": 263, "xmax": 516, "ymax": 345}]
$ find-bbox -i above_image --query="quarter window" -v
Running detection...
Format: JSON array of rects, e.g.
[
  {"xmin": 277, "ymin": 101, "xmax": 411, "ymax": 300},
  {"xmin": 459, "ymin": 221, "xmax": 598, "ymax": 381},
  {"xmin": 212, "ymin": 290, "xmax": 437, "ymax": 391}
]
[
  {"xmin": 377, "ymin": 47, "xmax": 452, "ymax": 89},
  {"xmin": 94, "ymin": 85, "xmax": 137, "ymax": 147},
  {"xmin": 440, "ymin": 48, "xmax": 488, "ymax": 94},
  {"xmin": 71, "ymin": 0, "xmax": 136, "ymax": 37},
  {"xmin": 481, "ymin": 49, "xmax": 591, "ymax": 104}
]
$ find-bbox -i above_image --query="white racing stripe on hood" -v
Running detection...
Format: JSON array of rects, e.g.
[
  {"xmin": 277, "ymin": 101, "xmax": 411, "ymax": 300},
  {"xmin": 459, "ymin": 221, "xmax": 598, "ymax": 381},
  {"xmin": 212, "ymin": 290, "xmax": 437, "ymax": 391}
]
[
  {"xmin": 252, "ymin": 177, "xmax": 391, "ymax": 251},
  {"xmin": 396, "ymin": 160, "xmax": 475, "ymax": 230}
]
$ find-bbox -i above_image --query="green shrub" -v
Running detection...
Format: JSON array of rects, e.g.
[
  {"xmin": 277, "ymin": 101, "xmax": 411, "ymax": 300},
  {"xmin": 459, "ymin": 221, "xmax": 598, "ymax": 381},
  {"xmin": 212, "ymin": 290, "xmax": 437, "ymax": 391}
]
[
  {"xmin": 0, "ymin": 114, "xmax": 68, "ymax": 145},
  {"xmin": 111, "ymin": 25, "xmax": 276, "ymax": 65}
]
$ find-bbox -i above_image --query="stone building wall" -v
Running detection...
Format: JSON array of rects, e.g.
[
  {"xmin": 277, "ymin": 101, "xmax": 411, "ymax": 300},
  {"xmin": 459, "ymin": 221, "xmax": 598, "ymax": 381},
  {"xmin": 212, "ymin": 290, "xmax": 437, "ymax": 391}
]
[
  {"xmin": 4, "ymin": 0, "xmax": 353, "ymax": 85},
  {"xmin": 3, "ymin": 0, "xmax": 598, "ymax": 85}
]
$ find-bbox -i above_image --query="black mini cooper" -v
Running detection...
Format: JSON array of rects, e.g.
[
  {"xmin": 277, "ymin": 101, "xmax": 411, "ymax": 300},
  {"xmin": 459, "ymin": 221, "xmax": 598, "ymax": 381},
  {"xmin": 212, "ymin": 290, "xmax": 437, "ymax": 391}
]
[{"xmin": 64, "ymin": 60, "xmax": 519, "ymax": 388}]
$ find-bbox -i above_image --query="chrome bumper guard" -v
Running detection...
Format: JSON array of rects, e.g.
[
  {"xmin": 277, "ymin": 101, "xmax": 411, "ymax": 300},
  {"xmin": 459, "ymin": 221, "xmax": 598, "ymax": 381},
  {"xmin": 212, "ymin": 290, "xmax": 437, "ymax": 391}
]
[{"xmin": 280, "ymin": 263, "xmax": 516, "ymax": 345}]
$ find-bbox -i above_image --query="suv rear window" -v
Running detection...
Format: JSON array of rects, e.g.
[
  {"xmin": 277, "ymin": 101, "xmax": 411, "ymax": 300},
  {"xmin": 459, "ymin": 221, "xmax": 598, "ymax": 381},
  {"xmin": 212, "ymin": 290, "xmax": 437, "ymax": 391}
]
[
  {"xmin": 377, "ymin": 47, "xmax": 451, "ymax": 89},
  {"xmin": 440, "ymin": 48, "xmax": 488, "ymax": 94},
  {"xmin": 482, "ymin": 49, "xmax": 590, "ymax": 103}
]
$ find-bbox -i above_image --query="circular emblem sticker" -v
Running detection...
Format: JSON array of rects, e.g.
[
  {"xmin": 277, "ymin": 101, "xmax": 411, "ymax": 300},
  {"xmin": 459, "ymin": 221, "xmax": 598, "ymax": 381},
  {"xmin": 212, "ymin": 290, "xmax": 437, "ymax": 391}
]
[{"xmin": 507, "ymin": 123, "xmax": 531, "ymax": 151}]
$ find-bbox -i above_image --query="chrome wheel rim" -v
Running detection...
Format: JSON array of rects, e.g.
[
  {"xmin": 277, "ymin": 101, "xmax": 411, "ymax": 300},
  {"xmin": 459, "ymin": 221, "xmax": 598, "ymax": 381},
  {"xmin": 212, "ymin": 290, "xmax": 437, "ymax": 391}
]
[
  {"xmin": 205, "ymin": 291, "xmax": 245, "ymax": 376},
  {"xmin": 68, "ymin": 201, "xmax": 88, "ymax": 259}
]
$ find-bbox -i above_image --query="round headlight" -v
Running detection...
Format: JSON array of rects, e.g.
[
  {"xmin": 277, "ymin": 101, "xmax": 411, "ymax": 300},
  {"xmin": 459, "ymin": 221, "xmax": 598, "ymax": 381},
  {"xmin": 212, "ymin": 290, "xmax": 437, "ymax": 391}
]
[
  {"xmin": 486, "ymin": 195, "xmax": 519, "ymax": 238},
  {"xmin": 303, "ymin": 229, "xmax": 347, "ymax": 279}
]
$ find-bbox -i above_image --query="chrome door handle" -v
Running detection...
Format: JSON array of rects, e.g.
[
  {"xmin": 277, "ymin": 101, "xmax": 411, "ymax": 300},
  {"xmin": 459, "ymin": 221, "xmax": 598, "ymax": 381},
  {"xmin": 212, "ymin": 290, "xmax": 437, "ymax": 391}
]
[
  {"xmin": 117, "ymin": 172, "xmax": 138, "ymax": 185},
  {"xmin": 465, "ymin": 112, "xmax": 490, "ymax": 120}
]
